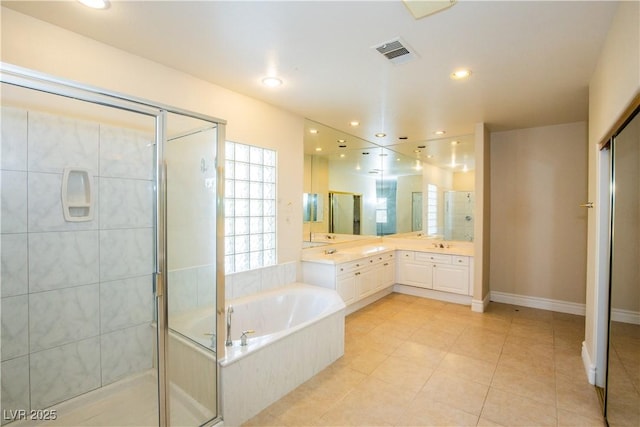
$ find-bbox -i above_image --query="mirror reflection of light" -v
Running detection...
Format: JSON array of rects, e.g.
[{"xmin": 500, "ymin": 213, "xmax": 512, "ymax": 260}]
[{"xmin": 78, "ymin": 0, "xmax": 110, "ymax": 9}]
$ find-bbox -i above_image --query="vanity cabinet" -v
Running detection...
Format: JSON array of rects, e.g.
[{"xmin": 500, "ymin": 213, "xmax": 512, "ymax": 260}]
[
  {"xmin": 302, "ymin": 251, "xmax": 395, "ymax": 306},
  {"xmin": 396, "ymin": 250, "xmax": 471, "ymax": 295}
]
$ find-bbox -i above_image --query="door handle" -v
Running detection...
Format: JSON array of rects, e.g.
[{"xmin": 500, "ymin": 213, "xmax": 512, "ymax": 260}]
[{"xmin": 579, "ymin": 202, "xmax": 594, "ymax": 208}]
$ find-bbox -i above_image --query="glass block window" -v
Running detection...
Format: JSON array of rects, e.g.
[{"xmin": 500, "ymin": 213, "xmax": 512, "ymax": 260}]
[
  {"xmin": 427, "ymin": 184, "xmax": 438, "ymax": 236},
  {"xmin": 225, "ymin": 141, "xmax": 277, "ymax": 274}
]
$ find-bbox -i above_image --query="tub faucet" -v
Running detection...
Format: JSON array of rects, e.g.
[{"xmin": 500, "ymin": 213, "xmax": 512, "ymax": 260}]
[
  {"xmin": 240, "ymin": 330, "xmax": 255, "ymax": 346},
  {"xmin": 225, "ymin": 305, "xmax": 234, "ymax": 347}
]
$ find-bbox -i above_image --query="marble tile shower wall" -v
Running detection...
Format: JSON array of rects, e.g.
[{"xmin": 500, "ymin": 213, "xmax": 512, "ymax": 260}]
[{"xmin": 0, "ymin": 107, "xmax": 155, "ymax": 419}]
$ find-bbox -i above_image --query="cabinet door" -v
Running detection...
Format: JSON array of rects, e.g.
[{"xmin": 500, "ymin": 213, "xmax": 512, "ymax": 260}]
[
  {"xmin": 381, "ymin": 260, "xmax": 395, "ymax": 289},
  {"xmin": 433, "ymin": 264, "xmax": 469, "ymax": 295},
  {"xmin": 336, "ymin": 273, "xmax": 357, "ymax": 305},
  {"xmin": 397, "ymin": 261, "xmax": 433, "ymax": 289},
  {"xmin": 358, "ymin": 266, "xmax": 380, "ymax": 298}
]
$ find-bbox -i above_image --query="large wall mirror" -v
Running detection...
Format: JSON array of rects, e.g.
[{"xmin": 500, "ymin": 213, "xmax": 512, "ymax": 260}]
[{"xmin": 303, "ymin": 119, "xmax": 476, "ymax": 245}]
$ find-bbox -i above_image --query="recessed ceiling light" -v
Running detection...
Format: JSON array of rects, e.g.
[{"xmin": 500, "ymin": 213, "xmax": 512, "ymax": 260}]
[
  {"xmin": 78, "ymin": 0, "xmax": 110, "ymax": 9},
  {"xmin": 451, "ymin": 140, "xmax": 460, "ymax": 145},
  {"xmin": 261, "ymin": 77, "xmax": 283, "ymax": 87},
  {"xmin": 350, "ymin": 121, "xmax": 360, "ymax": 127},
  {"xmin": 451, "ymin": 69, "xmax": 472, "ymax": 80},
  {"xmin": 338, "ymin": 144, "xmax": 347, "ymax": 148},
  {"xmin": 315, "ymin": 147, "xmax": 322, "ymax": 152},
  {"xmin": 309, "ymin": 129, "xmax": 318, "ymax": 134},
  {"xmin": 340, "ymin": 154, "xmax": 346, "ymax": 158},
  {"xmin": 337, "ymin": 139, "xmax": 346, "ymax": 143},
  {"xmin": 399, "ymin": 136, "xmax": 408, "ymax": 140},
  {"xmin": 434, "ymin": 130, "xmax": 446, "ymax": 135},
  {"xmin": 375, "ymin": 133, "xmax": 386, "ymax": 138},
  {"xmin": 417, "ymin": 145, "xmax": 426, "ymax": 149},
  {"xmin": 414, "ymin": 149, "xmax": 421, "ymax": 153}
]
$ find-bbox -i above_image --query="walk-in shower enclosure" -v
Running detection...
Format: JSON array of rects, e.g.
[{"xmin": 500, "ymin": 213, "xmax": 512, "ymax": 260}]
[{"xmin": 0, "ymin": 63, "xmax": 225, "ymax": 426}]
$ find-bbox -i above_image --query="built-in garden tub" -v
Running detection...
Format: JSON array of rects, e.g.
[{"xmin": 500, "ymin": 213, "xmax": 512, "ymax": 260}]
[{"xmin": 170, "ymin": 283, "xmax": 346, "ymax": 426}]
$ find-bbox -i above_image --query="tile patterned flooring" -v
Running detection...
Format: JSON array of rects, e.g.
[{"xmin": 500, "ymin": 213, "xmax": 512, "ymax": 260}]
[{"xmin": 244, "ymin": 293, "xmax": 606, "ymax": 427}]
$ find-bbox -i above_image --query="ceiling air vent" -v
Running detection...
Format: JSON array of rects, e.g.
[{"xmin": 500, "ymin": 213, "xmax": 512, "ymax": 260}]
[{"xmin": 373, "ymin": 38, "xmax": 417, "ymax": 65}]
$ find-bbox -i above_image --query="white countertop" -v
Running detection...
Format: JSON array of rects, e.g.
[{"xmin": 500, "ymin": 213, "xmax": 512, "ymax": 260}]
[{"xmin": 301, "ymin": 238, "xmax": 474, "ymax": 265}]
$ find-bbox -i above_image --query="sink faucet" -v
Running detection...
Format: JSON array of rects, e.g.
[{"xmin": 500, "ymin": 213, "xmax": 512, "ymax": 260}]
[{"xmin": 225, "ymin": 305, "xmax": 234, "ymax": 346}]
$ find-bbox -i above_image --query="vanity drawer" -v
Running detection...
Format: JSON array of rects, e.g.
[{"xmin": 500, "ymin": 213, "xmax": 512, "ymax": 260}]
[
  {"xmin": 415, "ymin": 252, "xmax": 451, "ymax": 264},
  {"xmin": 337, "ymin": 259, "xmax": 367, "ymax": 274},
  {"xmin": 370, "ymin": 251, "xmax": 394, "ymax": 264},
  {"xmin": 397, "ymin": 250, "xmax": 414, "ymax": 261},
  {"xmin": 452, "ymin": 256, "xmax": 469, "ymax": 266}
]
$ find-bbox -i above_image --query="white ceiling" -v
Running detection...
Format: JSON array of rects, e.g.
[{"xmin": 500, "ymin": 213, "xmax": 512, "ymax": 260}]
[{"xmin": 3, "ymin": 0, "xmax": 618, "ymax": 162}]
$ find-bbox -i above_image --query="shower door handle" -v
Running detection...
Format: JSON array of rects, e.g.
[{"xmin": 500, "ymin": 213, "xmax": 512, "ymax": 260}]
[{"xmin": 579, "ymin": 202, "xmax": 594, "ymax": 208}]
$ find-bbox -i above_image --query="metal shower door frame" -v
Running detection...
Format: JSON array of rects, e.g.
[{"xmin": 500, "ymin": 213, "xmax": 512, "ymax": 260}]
[{"xmin": 0, "ymin": 62, "xmax": 226, "ymax": 427}]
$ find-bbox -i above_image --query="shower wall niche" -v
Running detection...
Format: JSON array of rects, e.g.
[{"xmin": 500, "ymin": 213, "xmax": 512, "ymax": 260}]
[{"xmin": 1, "ymin": 105, "xmax": 155, "ymax": 420}]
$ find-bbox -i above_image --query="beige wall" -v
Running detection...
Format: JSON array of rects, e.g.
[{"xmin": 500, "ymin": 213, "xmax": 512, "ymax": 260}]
[
  {"xmin": 1, "ymin": 7, "xmax": 305, "ymax": 264},
  {"xmin": 585, "ymin": 0, "xmax": 640, "ymax": 384},
  {"xmin": 473, "ymin": 123, "xmax": 491, "ymax": 309},
  {"xmin": 453, "ymin": 171, "xmax": 475, "ymax": 191},
  {"xmin": 490, "ymin": 122, "xmax": 588, "ymax": 303}
]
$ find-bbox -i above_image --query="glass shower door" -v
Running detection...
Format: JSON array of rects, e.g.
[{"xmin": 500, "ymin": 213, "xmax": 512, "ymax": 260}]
[
  {"xmin": 1, "ymin": 82, "xmax": 160, "ymax": 426},
  {"xmin": 164, "ymin": 113, "xmax": 220, "ymax": 426}
]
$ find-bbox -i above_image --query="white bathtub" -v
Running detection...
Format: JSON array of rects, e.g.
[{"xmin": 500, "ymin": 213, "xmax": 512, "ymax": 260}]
[
  {"xmin": 221, "ymin": 283, "xmax": 345, "ymax": 426},
  {"xmin": 221, "ymin": 282, "xmax": 345, "ymax": 364}
]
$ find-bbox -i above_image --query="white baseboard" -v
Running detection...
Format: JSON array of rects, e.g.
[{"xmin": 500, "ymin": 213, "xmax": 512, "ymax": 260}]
[
  {"xmin": 394, "ymin": 284, "xmax": 473, "ymax": 306},
  {"xmin": 582, "ymin": 341, "xmax": 596, "ymax": 385},
  {"xmin": 611, "ymin": 307, "xmax": 640, "ymax": 325},
  {"xmin": 472, "ymin": 293, "xmax": 490, "ymax": 313},
  {"xmin": 490, "ymin": 291, "xmax": 586, "ymax": 316}
]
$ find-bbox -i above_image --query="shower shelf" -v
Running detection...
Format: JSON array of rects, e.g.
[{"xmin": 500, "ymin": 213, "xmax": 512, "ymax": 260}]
[{"xmin": 62, "ymin": 167, "xmax": 94, "ymax": 222}]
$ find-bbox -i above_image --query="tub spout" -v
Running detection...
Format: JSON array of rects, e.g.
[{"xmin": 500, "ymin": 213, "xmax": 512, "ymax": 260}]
[{"xmin": 225, "ymin": 305, "xmax": 234, "ymax": 347}]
